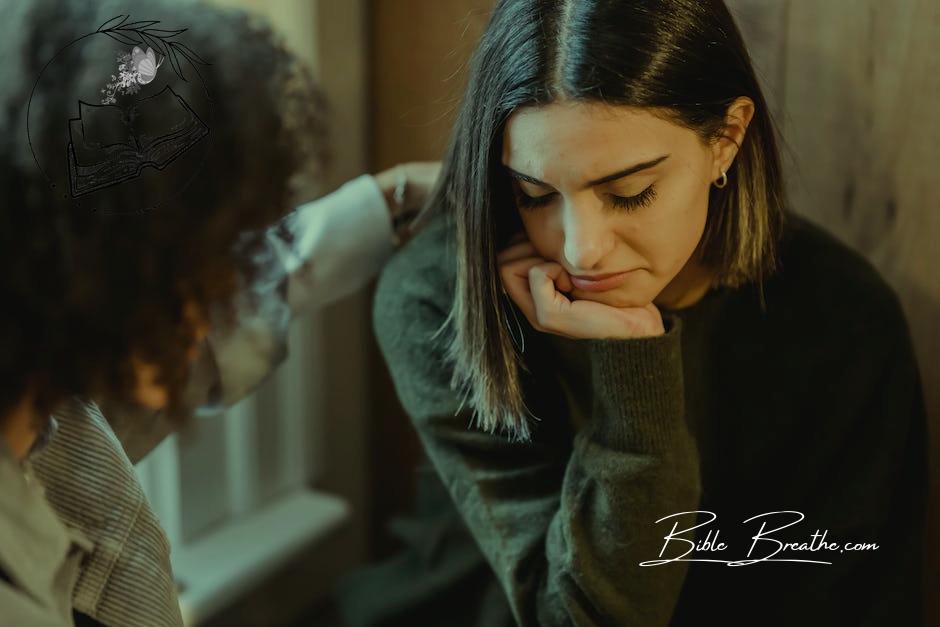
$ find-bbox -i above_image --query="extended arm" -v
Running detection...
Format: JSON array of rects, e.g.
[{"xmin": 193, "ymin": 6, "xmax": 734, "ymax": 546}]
[{"xmin": 105, "ymin": 173, "xmax": 401, "ymax": 463}]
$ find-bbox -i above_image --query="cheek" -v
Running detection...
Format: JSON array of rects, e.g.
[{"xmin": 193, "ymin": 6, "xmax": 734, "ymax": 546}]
[
  {"xmin": 131, "ymin": 356, "xmax": 169, "ymax": 410},
  {"xmin": 518, "ymin": 212, "xmax": 559, "ymax": 259},
  {"xmin": 641, "ymin": 185, "xmax": 709, "ymax": 266},
  {"xmin": 673, "ymin": 188, "xmax": 710, "ymax": 254}
]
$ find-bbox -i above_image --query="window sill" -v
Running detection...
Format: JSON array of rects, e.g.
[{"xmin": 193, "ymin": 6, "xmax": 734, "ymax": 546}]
[{"xmin": 172, "ymin": 489, "xmax": 350, "ymax": 626}]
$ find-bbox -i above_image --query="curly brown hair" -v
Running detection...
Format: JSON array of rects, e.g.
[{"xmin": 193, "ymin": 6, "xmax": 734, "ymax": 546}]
[{"xmin": 0, "ymin": 0, "xmax": 330, "ymax": 424}]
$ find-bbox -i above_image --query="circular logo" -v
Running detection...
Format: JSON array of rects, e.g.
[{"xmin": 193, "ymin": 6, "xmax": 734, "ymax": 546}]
[{"xmin": 27, "ymin": 14, "xmax": 215, "ymax": 216}]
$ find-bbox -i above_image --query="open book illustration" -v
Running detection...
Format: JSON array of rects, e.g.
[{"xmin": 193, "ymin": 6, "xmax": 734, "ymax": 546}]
[{"xmin": 67, "ymin": 85, "xmax": 209, "ymax": 198}]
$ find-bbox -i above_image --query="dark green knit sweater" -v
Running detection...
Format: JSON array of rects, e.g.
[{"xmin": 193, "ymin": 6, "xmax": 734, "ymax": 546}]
[{"xmin": 336, "ymin": 208, "xmax": 927, "ymax": 627}]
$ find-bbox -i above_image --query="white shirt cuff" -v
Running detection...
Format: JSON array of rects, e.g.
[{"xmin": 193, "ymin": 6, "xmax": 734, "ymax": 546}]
[
  {"xmin": 198, "ymin": 174, "xmax": 395, "ymax": 411},
  {"xmin": 283, "ymin": 174, "xmax": 395, "ymax": 313}
]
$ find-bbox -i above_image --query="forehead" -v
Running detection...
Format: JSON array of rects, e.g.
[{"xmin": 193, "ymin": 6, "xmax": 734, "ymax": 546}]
[{"xmin": 502, "ymin": 101, "xmax": 693, "ymax": 176}]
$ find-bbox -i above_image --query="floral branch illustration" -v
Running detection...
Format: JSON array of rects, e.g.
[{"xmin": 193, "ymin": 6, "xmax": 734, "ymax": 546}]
[
  {"xmin": 100, "ymin": 51, "xmax": 142, "ymax": 104},
  {"xmin": 95, "ymin": 14, "xmax": 211, "ymax": 102}
]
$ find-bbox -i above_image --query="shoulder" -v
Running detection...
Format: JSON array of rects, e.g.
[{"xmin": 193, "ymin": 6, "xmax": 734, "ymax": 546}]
[
  {"xmin": 372, "ymin": 209, "xmax": 465, "ymax": 417},
  {"xmin": 761, "ymin": 210, "xmax": 910, "ymax": 341},
  {"xmin": 373, "ymin": 208, "xmax": 457, "ymax": 347}
]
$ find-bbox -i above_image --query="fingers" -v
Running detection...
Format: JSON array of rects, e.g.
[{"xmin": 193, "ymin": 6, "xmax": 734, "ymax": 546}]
[
  {"xmin": 552, "ymin": 263, "xmax": 573, "ymax": 292},
  {"xmin": 500, "ymin": 254, "xmax": 542, "ymax": 325},
  {"xmin": 528, "ymin": 263, "xmax": 558, "ymax": 327},
  {"xmin": 405, "ymin": 161, "xmax": 442, "ymax": 188},
  {"xmin": 528, "ymin": 262, "xmax": 572, "ymax": 330},
  {"xmin": 496, "ymin": 233, "xmax": 539, "ymax": 301},
  {"xmin": 497, "ymin": 231, "xmax": 574, "ymax": 335}
]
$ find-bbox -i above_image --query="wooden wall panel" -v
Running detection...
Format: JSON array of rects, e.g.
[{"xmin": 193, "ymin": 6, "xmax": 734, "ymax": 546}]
[
  {"xmin": 730, "ymin": 0, "xmax": 939, "ymax": 622},
  {"xmin": 782, "ymin": 4, "xmax": 939, "ymax": 623},
  {"xmin": 369, "ymin": 0, "xmax": 495, "ymax": 169},
  {"xmin": 366, "ymin": 0, "xmax": 495, "ymax": 559},
  {"xmin": 726, "ymin": 0, "xmax": 790, "ymax": 129}
]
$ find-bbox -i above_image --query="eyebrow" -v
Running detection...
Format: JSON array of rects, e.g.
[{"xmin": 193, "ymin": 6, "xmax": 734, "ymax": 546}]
[{"xmin": 504, "ymin": 154, "xmax": 670, "ymax": 190}]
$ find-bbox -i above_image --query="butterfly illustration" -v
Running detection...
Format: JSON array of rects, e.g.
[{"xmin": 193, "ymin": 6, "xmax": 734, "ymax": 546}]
[{"xmin": 131, "ymin": 46, "xmax": 164, "ymax": 85}]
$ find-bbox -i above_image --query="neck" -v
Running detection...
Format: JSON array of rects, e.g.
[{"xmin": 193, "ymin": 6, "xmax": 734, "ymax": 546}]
[
  {"xmin": 1, "ymin": 394, "xmax": 40, "ymax": 461},
  {"xmin": 654, "ymin": 253, "xmax": 716, "ymax": 311}
]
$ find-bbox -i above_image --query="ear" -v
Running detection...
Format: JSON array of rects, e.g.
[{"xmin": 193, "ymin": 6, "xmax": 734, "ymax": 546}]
[{"xmin": 710, "ymin": 96, "xmax": 755, "ymax": 181}]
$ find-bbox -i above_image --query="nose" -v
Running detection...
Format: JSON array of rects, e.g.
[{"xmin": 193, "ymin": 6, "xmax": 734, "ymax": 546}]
[{"xmin": 561, "ymin": 196, "xmax": 613, "ymax": 272}]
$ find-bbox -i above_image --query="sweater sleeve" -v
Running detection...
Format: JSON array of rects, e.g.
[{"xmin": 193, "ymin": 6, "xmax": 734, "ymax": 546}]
[{"xmin": 373, "ymin": 269, "xmax": 702, "ymax": 626}]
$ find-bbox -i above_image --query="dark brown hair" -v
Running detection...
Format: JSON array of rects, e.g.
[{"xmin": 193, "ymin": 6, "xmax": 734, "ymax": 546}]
[{"xmin": 416, "ymin": 0, "xmax": 789, "ymax": 441}]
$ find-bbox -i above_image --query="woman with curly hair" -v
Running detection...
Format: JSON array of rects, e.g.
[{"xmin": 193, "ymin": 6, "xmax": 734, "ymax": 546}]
[
  {"xmin": 0, "ymin": 0, "xmax": 437, "ymax": 625},
  {"xmin": 352, "ymin": 0, "xmax": 928, "ymax": 625}
]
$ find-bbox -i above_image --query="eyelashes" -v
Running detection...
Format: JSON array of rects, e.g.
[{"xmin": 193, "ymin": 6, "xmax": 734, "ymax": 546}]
[
  {"xmin": 610, "ymin": 184, "xmax": 657, "ymax": 211},
  {"xmin": 513, "ymin": 184, "xmax": 658, "ymax": 213}
]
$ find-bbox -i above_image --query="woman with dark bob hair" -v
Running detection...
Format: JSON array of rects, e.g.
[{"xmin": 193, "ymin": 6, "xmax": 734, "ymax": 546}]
[{"xmin": 353, "ymin": 0, "xmax": 928, "ymax": 625}]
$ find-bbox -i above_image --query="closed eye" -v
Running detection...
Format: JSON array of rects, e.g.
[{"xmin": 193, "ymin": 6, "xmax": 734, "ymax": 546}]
[
  {"xmin": 609, "ymin": 184, "xmax": 657, "ymax": 211},
  {"xmin": 513, "ymin": 185, "xmax": 657, "ymax": 212},
  {"xmin": 513, "ymin": 190, "xmax": 556, "ymax": 209}
]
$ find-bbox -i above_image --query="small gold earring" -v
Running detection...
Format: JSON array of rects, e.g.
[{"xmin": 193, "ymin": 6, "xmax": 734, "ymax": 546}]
[{"xmin": 713, "ymin": 169, "xmax": 728, "ymax": 189}]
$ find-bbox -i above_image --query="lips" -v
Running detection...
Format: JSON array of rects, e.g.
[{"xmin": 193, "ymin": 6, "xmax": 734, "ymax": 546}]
[
  {"xmin": 571, "ymin": 271, "xmax": 628, "ymax": 281},
  {"xmin": 569, "ymin": 269, "xmax": 637, "ymax": 292}
]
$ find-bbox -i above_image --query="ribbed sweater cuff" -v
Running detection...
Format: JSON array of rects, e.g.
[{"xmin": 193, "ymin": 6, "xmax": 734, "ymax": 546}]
[{"xmin": 584, "ymin": 313, "xmax": 685, "ymax": 453}]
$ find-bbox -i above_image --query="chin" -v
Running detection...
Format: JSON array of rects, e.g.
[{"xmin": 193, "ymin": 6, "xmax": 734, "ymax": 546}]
[{"xmin": 572, "ymin": 287, "xmax": 655, "ymax": 309}]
